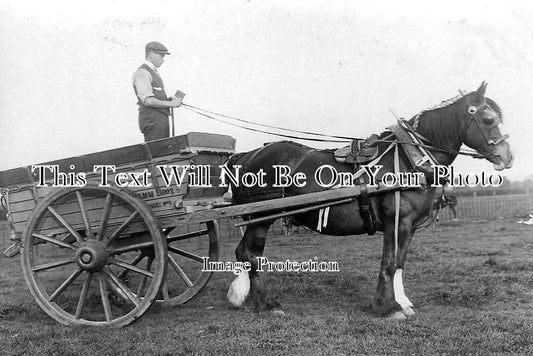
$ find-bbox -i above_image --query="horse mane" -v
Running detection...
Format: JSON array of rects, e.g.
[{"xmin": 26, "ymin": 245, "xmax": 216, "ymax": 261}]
[{"xmin": 407, "ymin": 91, "xmax": 469, "ymax": 148}]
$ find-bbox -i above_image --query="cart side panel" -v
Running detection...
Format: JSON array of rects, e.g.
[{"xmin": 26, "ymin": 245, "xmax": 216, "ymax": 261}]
[{"xmin": 1, "ymin": 133, "xmax": 235, "ymax": 236}]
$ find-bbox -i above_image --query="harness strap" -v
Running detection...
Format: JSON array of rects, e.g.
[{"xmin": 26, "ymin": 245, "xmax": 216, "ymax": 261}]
[
  {"xmin": 398, "ymin": 119, "xmax": 439, "ymax": 166},
  {"xmin": 292, "ymin": 148, "xmax": 317, "ymax": 174},
  {"xmin": 394, "ymin": 142, "xmax": 401, "ymax": 267},
  {"xmin": 349, "ymin": 141, "xmax": 396, "ymax": 236},
  {"xmin": 351, "ymin": 142, "xmax": 397, "ymax": 180},
  {"xmin": 358, "ymin": 180, "xmax": 376, "ymax": 235},
  {"xmin": 388, "ymin": 122, "xmax": 436, "ymax": 179}
]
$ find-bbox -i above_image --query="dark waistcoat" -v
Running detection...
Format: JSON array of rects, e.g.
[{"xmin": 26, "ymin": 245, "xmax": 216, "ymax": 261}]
[{"xmin": 134, "ymin": 63, "xmax": 170, "ymax": 115}]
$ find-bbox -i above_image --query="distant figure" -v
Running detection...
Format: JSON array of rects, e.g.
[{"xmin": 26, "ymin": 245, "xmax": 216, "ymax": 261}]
[
  {"xmin": 435, "ymin": 194, "xmax": 458, "ymax": 220},
  {"xmin": 281, "ymin": 217, "xmax": 293, "ymax": 236},
  {"xmin": 132, "ymin": 41, "xmax": 183, "ymax": 142}
]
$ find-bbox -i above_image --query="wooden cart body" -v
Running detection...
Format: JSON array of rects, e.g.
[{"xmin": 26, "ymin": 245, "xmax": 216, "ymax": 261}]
[
  {"xmin": 0, "ymin": 133, "xmax": 235, "ymax": 326},
  {"xmin": 0, "ymin": 132, "xmax": 235, "ymax": 238}
]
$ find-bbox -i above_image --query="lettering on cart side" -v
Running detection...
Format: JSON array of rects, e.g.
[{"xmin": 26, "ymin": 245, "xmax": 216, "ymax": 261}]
[
  {"xmin": 149, "ymin": 200, "xmax": 172, "ymax": 209},
  {"xmin": 156, "ymin": 187, "xmax": 176, "ymax": 196},
  {"xmin": 134, "ymin": 190, "xmax": 155, "ymax": 199}
]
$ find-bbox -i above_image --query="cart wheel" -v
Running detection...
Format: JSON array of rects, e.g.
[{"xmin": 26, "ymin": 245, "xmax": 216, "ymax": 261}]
[
  {"xmin": 156, "ymin": 220, "xmax": 218, "ymax": 305},
  {"xmin": 116, "ymin": 221, "xmax": 218, "ymax": 305},
  {"xmin": 20, "ymin": 184, "xmax": 167, "ymax": 327}
]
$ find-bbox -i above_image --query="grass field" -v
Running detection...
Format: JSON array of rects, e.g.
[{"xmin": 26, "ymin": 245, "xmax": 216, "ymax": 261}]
[{"xmin": 0, "ymin": 217, "xmax": 532, "ymax": 355}]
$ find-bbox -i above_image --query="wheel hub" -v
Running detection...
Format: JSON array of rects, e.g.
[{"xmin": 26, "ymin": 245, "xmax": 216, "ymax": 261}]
[{"xmin": 76, "ymin": 240, "xmax": 108, "ymax": 271}]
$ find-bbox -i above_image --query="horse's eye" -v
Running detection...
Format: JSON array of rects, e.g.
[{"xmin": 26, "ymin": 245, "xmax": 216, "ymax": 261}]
[{"xmin": 482, "ymin": 118, "xmax": 495, "ymax": 126}]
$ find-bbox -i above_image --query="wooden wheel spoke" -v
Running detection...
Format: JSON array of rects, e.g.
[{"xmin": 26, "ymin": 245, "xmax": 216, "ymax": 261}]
[
  {"xmin": 32, "ymin": 232, "xmax": 77, "ymax": 251},
  {"xmin": 75, "ymin": 272, "xmax": 93, "ymax": 319},
  {"xmin": 76, "ymin": 191, "xmax": 94, "ymax": 239},
  {"xmin": 168, "ymin": 255, "xmax": 194, "ymax": 287},
  {"xmin": 49, "ymin": 267, "xmax": 83, "ymax": 302},
  {"xmin": 97, "ymin": 193, "xmax": 113, "ymax": 241},
  {"xmin": 109, "ymin": 257, "xmax": 154, "ymax": 278},
  {"xmin": 32, "ymin": 258, "xmax": 76, "ymax": 272},
  {"xmin": 103, "ymin": 268, "xmax": 140, "ymax": 307},
  {"xmin": 161, "ymin": 281, "xmax": 170, "ymax": 301},
  {"xmin": 118, "ymin": 253, "xmax": 145, "ymax": 280},
  {"xmin": 98, "ymin": 272, "xmax": 112, "ymax": 322},
  {"xmin": 47, "ymin": 206, "xmax": 84, "ymax": 244},
  {"xmin": 108, "ymin": 241, "xmax": 154, "ymax": 255},
  {"xmin": 105, "ymin": 211, "xmax": 139, "ymax": 246},
  {"xmin": 168, "ymin": 246, "xmax": 203, "ymax": 263},
  {"xmin": 136, "ymin": 257, "xmax": 153, "ymax": 298},
  {"xmin": 137, "ymin": 276, "xmax": 148, "ymax": 298}
]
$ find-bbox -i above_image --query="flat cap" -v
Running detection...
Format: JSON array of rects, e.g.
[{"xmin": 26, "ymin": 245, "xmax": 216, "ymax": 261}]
[{"xmin": 145, "ymin": 41, "xmax": 170, "ymax": 55}]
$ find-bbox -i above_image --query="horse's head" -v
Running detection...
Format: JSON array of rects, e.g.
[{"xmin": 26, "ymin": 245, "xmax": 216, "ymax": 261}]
[{"xmin": 461, "ymin": 82, "xmax": 513, "ymax": 170}]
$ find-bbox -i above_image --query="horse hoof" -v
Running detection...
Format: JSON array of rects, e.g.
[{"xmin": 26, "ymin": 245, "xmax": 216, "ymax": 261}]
[
  {"xmin": 389, "ymin": 311, "xmax": 407, "ymax": 320},
  {"xmin": 402, "ymin": 307, "xmax": 415, "ymax": 317},
  {"xmin": 271, "ymin": 309, "xmax": 286, "ymax": 317},
  {"xmin": 227, "ymin": 272, "xmax": 250, "ymax": 307}
]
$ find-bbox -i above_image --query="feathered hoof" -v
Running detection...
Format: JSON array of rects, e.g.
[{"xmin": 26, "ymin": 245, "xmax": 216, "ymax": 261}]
[
  {"xmin": 271, "ymin": 309, "xmax": 286, "ymax": 317},
  {"xmin": 388, "ymin": 311, "xmax": 407, "ymax": 320},
  {"xmin": 402, "ymin": 307, "xmax": 415, "ymax": 317},
  {"xmin": 227, "ymin": 272, "xmax": 250, "ymax": 307}
]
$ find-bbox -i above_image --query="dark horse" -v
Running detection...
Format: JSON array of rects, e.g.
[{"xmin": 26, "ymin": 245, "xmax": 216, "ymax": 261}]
[{"xmin": 226, "ymin": 82, "xmax": 513, "ymax": 319}]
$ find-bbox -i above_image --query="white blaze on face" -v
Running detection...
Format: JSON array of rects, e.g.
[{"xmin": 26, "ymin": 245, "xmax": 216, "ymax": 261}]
[
  {"xmin": 393, "ymin": 269, "xmax": 413, "ymax": 309},
  {"xmin": 493, "ymin": 161, "xmax": 506, "ymax": 171},
  {"xmin": 227, "ymin": 271, "xmax": 250, "ymax": 307}
]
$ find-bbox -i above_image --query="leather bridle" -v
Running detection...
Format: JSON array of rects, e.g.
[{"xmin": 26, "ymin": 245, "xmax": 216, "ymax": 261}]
[{"xmin": 463, "ymin": 100, "xmax": 510, "ymax": 161}]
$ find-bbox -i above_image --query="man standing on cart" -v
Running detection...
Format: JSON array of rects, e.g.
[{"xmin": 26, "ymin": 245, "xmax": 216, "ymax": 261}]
[{"xmin": 132, "ymin": 41, "xmax": 183, "ymax": 142}]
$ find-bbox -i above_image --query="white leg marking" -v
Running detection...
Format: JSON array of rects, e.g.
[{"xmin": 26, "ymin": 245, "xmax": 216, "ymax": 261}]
[
  {"xmin": 317, "ymin": 209, "xmax": 324, "ymax": 232},
  {"xmin": 393, "ymin": 269, "xmax": 413, "ymax": 309},
  {"xmin": 322, "ymin": 207, "xmax": 330, "ymax": 228},
  {"xmin": 227, "ymin": 271, "xmax": 250, "ymax": 307}
]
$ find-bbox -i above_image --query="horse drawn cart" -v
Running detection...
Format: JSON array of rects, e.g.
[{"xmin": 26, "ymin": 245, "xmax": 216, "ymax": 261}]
[
  {"xmin": 1, "ymin": 132, "xmax": 390, "ymax": 327},
  {"xmin": 0, "ymin": 83, "xmax": 514, "ymax": 326}
]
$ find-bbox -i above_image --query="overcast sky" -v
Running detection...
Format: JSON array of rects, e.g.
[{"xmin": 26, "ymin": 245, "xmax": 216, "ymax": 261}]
[{"xmin": 0, "ymin": 0, "xmax": 531, "ymax": 180}]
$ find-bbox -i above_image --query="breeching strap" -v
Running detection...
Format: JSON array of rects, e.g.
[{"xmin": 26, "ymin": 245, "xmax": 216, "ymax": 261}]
[{"xmin": 394, "ymin": 142, "xmax": 401, "ymax": 266}]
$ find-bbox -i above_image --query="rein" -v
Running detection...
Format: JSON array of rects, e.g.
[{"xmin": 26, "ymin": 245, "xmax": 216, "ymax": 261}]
[
  {"xmin": 182, "ymin": 104, "xmax": 354, "ymax": 143},
  {"xmin": 182, "ymin": 96, "xmax": 508, "ymax": 160},
  {"xmin": 390, "ymin": 120, "xmax": 487, "ymax": 159}
]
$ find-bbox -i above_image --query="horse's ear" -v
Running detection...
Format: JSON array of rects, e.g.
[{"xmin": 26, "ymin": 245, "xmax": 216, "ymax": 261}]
[{"xmin": 476, "ymin": 81, "xmax": 488, "ymax": 97}]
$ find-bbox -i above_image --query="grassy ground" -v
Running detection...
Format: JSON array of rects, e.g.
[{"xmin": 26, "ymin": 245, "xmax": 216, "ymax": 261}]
[{"xmin": 0, "ymin": 218, "xmax": 532, "ymax": 355}]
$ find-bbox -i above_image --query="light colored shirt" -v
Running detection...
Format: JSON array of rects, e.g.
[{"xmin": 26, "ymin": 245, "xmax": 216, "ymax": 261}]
[{"xmin": 132, "ymin": 60, "xmax": 160, "ymax": 104}]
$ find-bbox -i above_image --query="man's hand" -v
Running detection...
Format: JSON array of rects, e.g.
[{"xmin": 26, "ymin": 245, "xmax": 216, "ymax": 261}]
[
  {"xmin": 143, "ymin": 96, "xmax": 183, "ymax": 108},
  {"xmin": 168, "ymin": 96, "xmax": 183, "ymax": 108}
]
